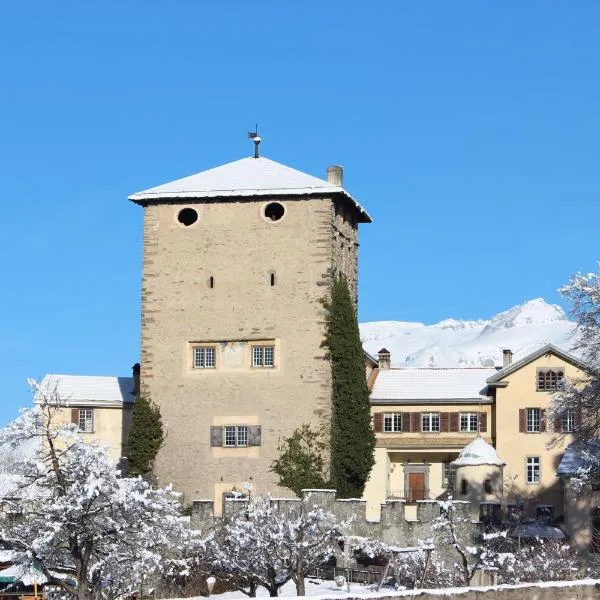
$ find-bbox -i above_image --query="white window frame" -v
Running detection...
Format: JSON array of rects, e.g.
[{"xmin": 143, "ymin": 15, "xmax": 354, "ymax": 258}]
[
  {"xmin": 460, "ymin": 412, "xmax": 479, "ymax": 432},
  {"xmin": 562, "ymin": 409, "xmax": 575, "ymax": 433},
  {"xmin": 526, "ymin": 456, "xmax": 540, "ymax": 484},
  {"xmin": 193, "ymin": 346, "xmax": 216, "ymax": 369},
  {"xmin": 78, "ymin": 408, "xmax": 94, "ymax": 433},
  {"xmin": 223, "ymin": 425, "xmax": 248, "ymax": 447},
  {"xmin": 526, "ymin": 408, "xmax": 541, "ymax": 433},
  {"xmin": 384, "ymin": 413, "xmax": 402, "ymax": 432},
  {"xmin": 421, "ymin": 412, "xmax": 440, "ymax": 433},
  {"xmin": 252, "ymin": 345, "xmax": 275, "ymax": 368}
]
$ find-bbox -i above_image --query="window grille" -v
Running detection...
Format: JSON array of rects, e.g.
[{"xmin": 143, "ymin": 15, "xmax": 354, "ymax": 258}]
[
  {"xmin": 224, "ymin": 426, "xmax": 248, "ymax": 447},
  {"xmin": 562, "ymin": 410, "xmax": 575, "ymax": 433},
  {"xmin": 78, "ymin": 409, "xmax": 94, "ymax": 433},
  {"xmin": 527, "ymin": 408, "xmax": 541, "ymax": 432},
  {"xmin": 252, "ymin": 345, "xmax": 275, "ymax": 368},
  {"xmin": 194, "ymin": 346, "xmax": 216, "ymax": 369},
  {"xmin": 527, "ymin": 457, "xmax": 540, "ymax": 483},
  {"xmin": 460, "ymin": 413, "xmax": 479, "ymax": 432},
  {"xmin": 384, "ymin": 413, "xmax": 402, "ymax": 432},
  {"xmin": 537, "ymin": 369, "xmax": 564, "ymax": 391},
  {"xmin": 422, "ymin": 413, "xmax": 440, "ymax": 432}
]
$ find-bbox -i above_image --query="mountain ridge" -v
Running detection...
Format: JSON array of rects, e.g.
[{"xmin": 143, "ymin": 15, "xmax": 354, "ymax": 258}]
[{"xmin": 360, "ymin": 298, "xmax": 577, "ymax": 369}]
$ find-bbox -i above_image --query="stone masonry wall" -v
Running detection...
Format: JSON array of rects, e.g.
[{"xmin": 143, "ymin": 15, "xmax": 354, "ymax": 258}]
[{"xmin": 139, "ymin": 195, "xmax": 360, "ymax": 506}]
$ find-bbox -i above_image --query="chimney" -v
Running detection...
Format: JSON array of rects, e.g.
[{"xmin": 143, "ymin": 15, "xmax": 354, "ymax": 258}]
[
  {"xmin": 132, "ymin": 363, "xmax": 141, "ymax": 397},
  {"xmin": 378, "ymin": 348, "xmax": 391, "ymax": 370},
  {"xmin": 502, "ymin": 349, "xmax": 513, "ymax": 368},
  {"xmin": 327, "ymin": 165, "xmax": 343, "ymax": 187}
]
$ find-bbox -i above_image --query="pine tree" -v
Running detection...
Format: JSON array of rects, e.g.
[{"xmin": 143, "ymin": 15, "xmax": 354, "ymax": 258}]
[
  {"xmin": 125, "ymin": 396, "xmax": 164, "ymax": 479},
  {"xmin": 324, "ymin": 277, "xmax": 375, "ymax": 498}
]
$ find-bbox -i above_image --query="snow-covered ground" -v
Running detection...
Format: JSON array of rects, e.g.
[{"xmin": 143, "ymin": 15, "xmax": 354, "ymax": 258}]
[
  {"xmin": 360, "ymin": 298, "xmax": 577, "ymax": 368},
  {"xmin": 172, "ymin": 577, "xmax": 600, "ymax": 600}
]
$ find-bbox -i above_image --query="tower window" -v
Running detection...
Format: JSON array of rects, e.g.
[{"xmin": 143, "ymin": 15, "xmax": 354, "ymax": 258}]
[
  {"xmin": 270, "ymin": 273, "xmax": 275, "ymax": 286},
  {"xmin": 177, "ymin": 207, "xmax": 198, "ymax": 226},
  {"xmin": 264, "ymin": 202, "xmax": 285, "ymax": 222},
  {"xmin": 252, "ymin": 345, "xmax": 274, "ymax": 368},
  {"xmin": 460, "ymin": 479, "xmax": 468, "ymax": 496},
  {"xmin": 209, "ymin": 276, "xmax": 215, "ymax": 289},
  {"xmin": 193, "ymin": 346, "xmax": 216, "ymax": 369},
  {"xmin": 484, "ymin": 479, "xmax": 493, "ymax": 494}
]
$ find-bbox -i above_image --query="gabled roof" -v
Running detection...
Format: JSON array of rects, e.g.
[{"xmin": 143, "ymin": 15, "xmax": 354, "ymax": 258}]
[
  {"xmin": 129, "ymin": 156, "xmax": 371, "ymax": 222},
  {"xmin": 370, "ymin": 368, "xmax": 495, "ymax": 403},
  {"xmin": 487, "ymin": 343, "xmax": 588, "ymax": 385},
  {"xmin": 37, "ymin": 375, "xmax": 135, "ymax": 407}
]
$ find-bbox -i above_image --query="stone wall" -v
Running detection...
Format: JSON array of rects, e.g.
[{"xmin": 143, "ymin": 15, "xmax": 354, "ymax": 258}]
[
  {"xmin": 191, "ymin": 489, "xmax": 475, "ymax": 546},
  {"xmin": 139, "ymin": 195, "xmax": 362, "ymax": 508}
]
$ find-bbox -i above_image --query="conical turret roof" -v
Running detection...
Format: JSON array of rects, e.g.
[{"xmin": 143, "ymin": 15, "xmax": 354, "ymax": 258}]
[{"xmin": 451, "ymin": 436, "xmax": 505, "ymax": 467}]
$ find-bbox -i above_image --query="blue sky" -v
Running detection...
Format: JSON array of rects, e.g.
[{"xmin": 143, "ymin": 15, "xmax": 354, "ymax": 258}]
[{"xmin": 1, "ymin": 2, "xmax": 599, "ymax": 424}]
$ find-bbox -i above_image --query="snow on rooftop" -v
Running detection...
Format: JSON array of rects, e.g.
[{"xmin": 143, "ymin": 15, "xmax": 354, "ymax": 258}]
[
  {"xmin": 37, "ymin": 375, "xmax": 135, "ymax": 406},
  {"xmin": 128, "ymin": 156, "xmax": 371, "ymax": 222},
  {"xmin": 370, "ymin": 368, "xmax": 495, "ymax": 402},
  {"xmin": 451, "ymin": 436, "xmax": 505, "ymax": 467}
]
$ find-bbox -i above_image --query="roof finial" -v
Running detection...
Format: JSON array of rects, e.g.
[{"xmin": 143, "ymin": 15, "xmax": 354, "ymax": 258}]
[{"xmin": 248, "ymin": 125, "xmax": 261, "ymax": 158}]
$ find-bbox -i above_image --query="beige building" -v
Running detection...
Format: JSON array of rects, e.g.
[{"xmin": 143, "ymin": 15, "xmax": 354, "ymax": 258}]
[
  {"xmin": 128, "ymin": 153, "xmax": 371, "ymax": 510},
  {"xmin": 364, "ymin": 343, "xmax": 589, "ymax": 527},
  {"xmin": 37, "ymin": 373, "xmax": 136, "ymax": 463}
]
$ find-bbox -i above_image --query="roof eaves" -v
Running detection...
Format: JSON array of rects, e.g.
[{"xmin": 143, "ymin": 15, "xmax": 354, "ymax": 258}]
[{"xmin": 487, "ymin": 343, "xmax": 589, "ymax": 384}]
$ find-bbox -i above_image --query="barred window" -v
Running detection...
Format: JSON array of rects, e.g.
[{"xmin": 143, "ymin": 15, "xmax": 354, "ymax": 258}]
[
  {"xmin": 442, "ymin": 462, "xmax": 455, "ymax": 490},
  {"xmin": 537, "ymin": 369, "xmax": 564, "ymax": 391},
  {"xmin": 224, "ymin": 426, "xmax": 248, "ymax": 447},
  {"xmin": 252, "ymin": 345, "xmax": 274, "ymax": 368},
  {"xmin": 527, "ymin": 408, "xmax": 541, "ymax": 432},
  {"xmin": 78, "ymin": 409, "xmax": 94, "ymax": 433},
  {"xmin": 527, "ymin": 457, "xmax": 540, "ymax": 483},
  {"xmin": 422, "ymin": 412, "xmax": 440, "ymax": 432},
  {"xmin": 384, "ymin": 413, "xmax": 402, "ymax": 432},
  {"xmin": 193, "ymin": 346, "xmax": 216, "ymax": 369},
  {"xmin": 562, "ymin": 409, "xmax": 575, "ymax": 433},
  {"xmin": 460, "ymin": 413, "xmax": 479, "ymax": 432}
]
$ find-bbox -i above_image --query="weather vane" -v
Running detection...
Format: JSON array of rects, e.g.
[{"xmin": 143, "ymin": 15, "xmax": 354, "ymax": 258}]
[{"xmin": 248, "ymin": 125, "xmax": 261, "ymax": 158}]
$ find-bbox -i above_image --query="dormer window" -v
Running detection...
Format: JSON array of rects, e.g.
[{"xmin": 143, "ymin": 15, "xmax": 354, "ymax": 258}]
[{"xmin": 537, "ymin": 368, "xmax": 564, "ymax": 391}]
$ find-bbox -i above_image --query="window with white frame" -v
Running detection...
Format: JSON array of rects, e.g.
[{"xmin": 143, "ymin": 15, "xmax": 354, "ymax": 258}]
[
  {"xmin": 526, "ymin": 408, "xmax": 541, "ymax": 432},
  {"xmin": 252, "ymin": 345, "xmax": 274, "ymax": 368},
  {"xmin": 526, "ymin": 457, "xmax": 540, "ymax": 483},
  {"xmin": 537, "ymin": 369, "xmax": 564, "ymax": 391},
  {"xmin": 193, "ymin": 346, "xmax": 216, "ymax": 369},
  {"xmin": 223, "ymin": 426, "xmax": 248, "ymax": 447},
  {"xmin": 78, "ymin": 409, "xmax": 94, "ymax": 433},
  {"xmin": 460, "ymin": 412, "xmax": 479, "ymax": 432},
  {"xmin": 422, "ymin": 412, "xmax": 440, "ymax": 432},
  {"xmin": 442, "ymin": 461, "xmax": 456, "ymax": 490},
  {"xmin": 562, "ymin": 409, "xmax": 575, "ymax": 433},
  {"xmin": 384, "ymin": 413, "xmax": 402, "ymax": 432}
]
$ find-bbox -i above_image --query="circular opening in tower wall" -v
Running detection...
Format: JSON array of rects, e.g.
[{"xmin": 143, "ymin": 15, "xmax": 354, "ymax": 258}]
[
  {"xmin": 177, "ymin": 207, "xmax": 198, "ymax": 226},
  {"xmin": 264, "ymin": 202, "xmax": 285, "ymax": 221}
]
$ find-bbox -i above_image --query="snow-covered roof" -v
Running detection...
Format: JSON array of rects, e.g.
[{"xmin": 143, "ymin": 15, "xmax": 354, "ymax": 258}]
[
  {"xmin": 555, "ymin": 442, "xmax": 600, "ymax": 477},
  {"xmin": 509, "ymin": 522, "xmax": 566, "ymax": 540},
  {"xmin": 451, "ymin": 436, "xmax": 505, "ymax": 467},
  {"xmin": 370, "ymin": 368, "xmax": 495, "ymax": 403},
  {"xmin": 37, "ymin": 375, "xmax": 135, "ymax": 407},
  {"xmin": 128, "ymin": 156, "xmax": 371, "ymax": 222},
  {"xmin": 487, "ymin": 343, "xmax": 588, "ymax": 385}
]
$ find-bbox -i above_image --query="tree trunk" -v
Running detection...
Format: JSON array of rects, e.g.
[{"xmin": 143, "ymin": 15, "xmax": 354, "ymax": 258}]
[
  {"xmin": 268, "ymin": 588, "xmax": 278, "ymax": 597},
  {"xmin": 294, "ymin": 575, "xmax": 305, "ymax": 596}
]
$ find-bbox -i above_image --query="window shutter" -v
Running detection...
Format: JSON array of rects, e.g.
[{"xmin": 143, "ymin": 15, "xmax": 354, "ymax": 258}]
[
  {"xmin": 373, "ymin": 413, "xmax": 383, "ymax": 433},
  {"xmin": 575, "ymin": 410, "xmax": 582, "ymax": 429},
  {"xmin": 210, "ymin": 426, "xmax": 223, "ymax": 447},
  {"xmin": 449, "ymin": 413, "xmax": 459, "ymax": 433},
  {"xmin": 440, "ymin": 412, "xmax": 449, "ymax": 432},
  {"xmin": 519, "ymin": 409, "xmax": 526, "ymax": 433},
  {"xmin": 248, "ymin": 425, "xmax": 262, "ymax": 446},
  {"xmin": 410, "ymin": 413, "xmax": 421, "ymax": 433},
  {"xmin": 71, "ymin": 408, "xmax": 79, "ymax": 425},
  {"xmin": 554, "ymin": 413, "xmax": 563, "ymax": 433},
  {"xmin": 479, "ymin": 412, "xmax": 487, "ymax": 433},
  {"xmin": 540, "ymin": 409, "xmax": 547, "ymax": 432},
  {"xmin": 401, "ymin": 413, "xmax": 410, "ymax": 432}
]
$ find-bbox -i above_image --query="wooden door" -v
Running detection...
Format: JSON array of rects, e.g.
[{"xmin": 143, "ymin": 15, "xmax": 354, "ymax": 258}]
[{"xmin": 408, "ymin": 472, "xmax": 425, "ymax": 502}]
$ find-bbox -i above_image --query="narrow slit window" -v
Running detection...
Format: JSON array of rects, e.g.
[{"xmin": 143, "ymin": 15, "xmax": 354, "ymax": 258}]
[
  {"xmin": 209, "ymin": 276, "xmax": 215, "ymax": 289},
  {"xmin": 270, "ymin": 273, "xmax": 275, "ymax": 286}
]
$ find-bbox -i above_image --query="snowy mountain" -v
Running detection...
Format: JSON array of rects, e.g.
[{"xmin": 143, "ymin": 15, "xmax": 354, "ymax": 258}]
[{"xmin": 360, "ymin": 298, "xmax": 578, "ymax": 368}]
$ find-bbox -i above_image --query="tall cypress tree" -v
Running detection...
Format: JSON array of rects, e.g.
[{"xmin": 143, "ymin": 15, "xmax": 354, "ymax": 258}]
[
  {"xmin": 324, "ymin": 277, "xmax": 375, "ymax": 498},
  {"xmin": 125, "ymin": 396, "xmax": 164, "ymax": 479}
]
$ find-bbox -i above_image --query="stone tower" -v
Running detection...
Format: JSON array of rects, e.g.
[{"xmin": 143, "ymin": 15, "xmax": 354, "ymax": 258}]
[{"xmin": 129, "ymin": 152, "xmax": 371, "ymax": 510}]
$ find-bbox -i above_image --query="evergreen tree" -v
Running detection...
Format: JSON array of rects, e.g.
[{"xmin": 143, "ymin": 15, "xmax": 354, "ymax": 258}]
[
  {"xmin": 324, "ymin": 277, "xmax": 375, "ymax": 497},
  {"xmin": 125, "ymin": 396, "xmax": 164, "ymax": 479},
  {"xmin": 270, "ymin": 424, "xmax": 329, "ymax": 496}
]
